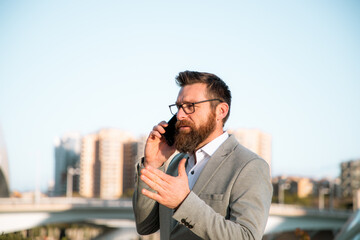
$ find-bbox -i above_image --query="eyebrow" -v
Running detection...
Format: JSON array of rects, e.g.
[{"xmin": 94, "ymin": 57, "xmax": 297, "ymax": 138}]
[{"xmin": 175, "ymin": 100, "xmax": 194, "ymax": 105}]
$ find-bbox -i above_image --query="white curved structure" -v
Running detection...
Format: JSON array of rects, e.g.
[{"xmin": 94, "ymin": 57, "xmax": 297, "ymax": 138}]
[
  {"xmin": 0, "ymin": 125, "xmax": 10, "ymax": 197},
  {"xmin": 335, "ymin": 210, "xmax": 360, "ymax": 240},
  {"xmin": 0, "ymin": 199, "xmax": 351, "ymax": 236}
]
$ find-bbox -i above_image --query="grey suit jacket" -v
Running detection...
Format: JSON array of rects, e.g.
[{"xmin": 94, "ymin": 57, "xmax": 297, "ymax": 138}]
[{"xmin": 133, "ymin": 135, "xmax": 272, "ymax": 240}]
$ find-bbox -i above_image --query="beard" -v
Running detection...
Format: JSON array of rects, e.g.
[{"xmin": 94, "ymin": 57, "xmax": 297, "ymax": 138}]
[{"xmin": 174, "ymin": 111, "xmax": 216, "ymax": 153}]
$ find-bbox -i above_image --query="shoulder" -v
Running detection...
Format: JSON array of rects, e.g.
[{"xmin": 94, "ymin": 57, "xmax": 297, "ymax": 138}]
[{"xmin": 222, "ymin": 135, "xmax": 269, "ymax": 172}]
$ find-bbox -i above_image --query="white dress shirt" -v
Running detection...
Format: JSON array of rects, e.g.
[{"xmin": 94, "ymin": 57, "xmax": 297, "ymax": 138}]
[{"xmin": 186, "ymin": 132, "xmax": 229, "ymax": 190}]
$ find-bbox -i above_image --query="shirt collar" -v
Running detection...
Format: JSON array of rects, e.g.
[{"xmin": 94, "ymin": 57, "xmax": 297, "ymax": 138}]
[{"xmin": 190, "ymin": 131, "xmax": 229, "ymax": 158}]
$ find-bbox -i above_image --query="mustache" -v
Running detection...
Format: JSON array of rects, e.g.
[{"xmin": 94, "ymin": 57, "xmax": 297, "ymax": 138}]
[{"xmin": 176, "ymin": 120, "xmax": 195, "ymax": 129}]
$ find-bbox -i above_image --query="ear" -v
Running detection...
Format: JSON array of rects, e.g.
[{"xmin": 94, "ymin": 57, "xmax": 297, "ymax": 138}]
[{"xmin": 216, "ymin": 102, "xmax": 229, "ymax": 122}]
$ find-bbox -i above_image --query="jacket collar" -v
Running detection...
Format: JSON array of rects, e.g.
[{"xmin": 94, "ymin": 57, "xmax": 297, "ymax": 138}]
[{"xmin": 192, "ymin": 134, "xmax": 238, "ymax": 194}]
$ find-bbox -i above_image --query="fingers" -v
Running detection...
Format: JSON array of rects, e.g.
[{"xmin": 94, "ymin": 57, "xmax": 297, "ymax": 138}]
[
  {"xmin": 149, "ymin": 130, "xmax": 162, "ymax": 139},
  {"xmin": 153, "ymin": 121, "xmax": 168, "ymax": 134},
  {"xmin": 142, "ymin": 188, "xmax": 162, "ymax": 202},
  {"xmin": 178, "ymin": 158, "xmax": 187, "ymax": 177},
  {"xmin": 140, "ymin": 171, "xmax": 164, "ymax": 192},
  {"xmin": 142, "ymin": 165, "xmax": 172, "ymax": 183},
  {"xmin": 148, "ymin": 121, "xmax": 168, "ymax": 139},
  {"xmin": 159, "ymin": 120, "xmax": 168, "ymax": 127},
  {"xmin": 141, "ymin": 161, "xmax": 190, "ymax": 209}
]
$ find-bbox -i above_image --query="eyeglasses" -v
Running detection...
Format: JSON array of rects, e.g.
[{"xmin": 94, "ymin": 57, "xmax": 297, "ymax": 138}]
[{"xmin": 169, "ymin": 99, "xmax": 223, "ymax": 115}]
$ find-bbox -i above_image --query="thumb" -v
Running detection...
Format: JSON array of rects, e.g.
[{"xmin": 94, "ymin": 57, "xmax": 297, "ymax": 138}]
[{"xmin": 178, "ymin": 158, "xmax": 187, "ymax": 177}]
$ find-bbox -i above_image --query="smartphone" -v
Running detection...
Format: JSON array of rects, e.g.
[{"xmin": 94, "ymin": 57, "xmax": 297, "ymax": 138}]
[{"xmin": 162, "ymin": 115, "xmax": 177, "ymax": 146}]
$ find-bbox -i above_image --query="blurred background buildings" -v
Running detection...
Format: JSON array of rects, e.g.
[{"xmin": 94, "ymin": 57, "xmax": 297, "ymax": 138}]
[
  {"xmin": 340, "ymin": 159, "xmax": 360, "ymax": 209},
  {"xmin": 2, "ymin": 124, "xmax": 359, "ymax": 212},
  {"xmin": 53, "ymin": 128, "xmax": 271, "ymax": 200},
  {"xmin": 50, "ymin": 127, "xmax": 360, "ymax": 211},
  {"xmin": 229, "ymin": 128, "xmax": 272, "ymax": 171},
  {"xmin": 53, "ymin": 129, "xmax": 145, "ymax": 199},
  {"xmin": 2, "ymin": 126, "xmax": 360, "ymax": 239},
  {"xmin": 79, "ymin": 129, "xmax": 136, "ymax": 199},
  {"xmin": 54, "ymin": 132, "xmax": 82, "ymax": 196}
]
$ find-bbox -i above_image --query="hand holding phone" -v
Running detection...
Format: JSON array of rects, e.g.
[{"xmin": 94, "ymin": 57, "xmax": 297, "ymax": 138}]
[
  {"xmin": 144, "ymin": 116, "xmax": 177, "ymax": 168},
  {"xmin": 162, "ymin": 115, "xmax": 177, "ymax": 146}
]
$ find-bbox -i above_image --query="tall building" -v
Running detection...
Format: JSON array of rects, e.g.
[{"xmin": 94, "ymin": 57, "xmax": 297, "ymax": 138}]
[
  {"xmin": 228, "ymin": 128, "xmax": 272, "ymax": 172},
  {"xmin": 341, "ymin": 159, "xmax": 360, "ymax": 198},
  {"xmin": 123, "ymin": 136, "xmax": 146, "ymax": 195},
  {"xmin": 297, "ymin": 177, "xmax": 314, "ymax": 198},
  {"xmin": 54, "ymin": 132, "xmax": 81, "ymax": 196},
  {"xmin": 0, "ymin": 125, "xmax": 10, "ymax": 197},
  {"xmin": 79, "ymin": 133, "xmax": 98, "ymax": 198},
  {"xmin": 79, "ymin": 129, "xmax": 135, "ymax": 199}
]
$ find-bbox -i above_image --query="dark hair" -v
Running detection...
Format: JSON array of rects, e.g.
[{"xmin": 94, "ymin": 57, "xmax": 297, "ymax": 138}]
[{"xmin": 175, "ymin": 70, "xmax": 232, "ymax": 124}]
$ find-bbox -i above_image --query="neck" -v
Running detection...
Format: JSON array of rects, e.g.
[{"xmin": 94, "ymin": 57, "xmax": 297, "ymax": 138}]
[{"xmin": 195, "ymin": 128, "xmax": 224, "ymax": 151}]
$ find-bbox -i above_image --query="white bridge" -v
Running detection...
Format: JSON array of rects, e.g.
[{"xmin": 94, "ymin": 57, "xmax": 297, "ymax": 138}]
[{"xmin": 0, "ymin": 198, "xmax": 353, "ymax": 238}]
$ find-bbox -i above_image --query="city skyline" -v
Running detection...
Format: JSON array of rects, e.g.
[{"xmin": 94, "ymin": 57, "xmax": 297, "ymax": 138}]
[
  {"xmin": 1, "ymin": 1, "xmax": 359, "ymax": 192},
  {"xmin": 79, "ymin": 128, "xmax": 135, "ymax": 199},
  {"xmin": 52, "ymin": 127, "xmax": 272, "ymax": 199},
  {"xmin": 7, "ymin": 124, "xmax": 358, "ymax": 193}
]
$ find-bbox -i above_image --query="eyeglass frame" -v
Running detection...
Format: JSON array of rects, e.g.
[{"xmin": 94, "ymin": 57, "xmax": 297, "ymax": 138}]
[{"xmin": 169, "ymin": 99, "xmax": 223, "ymax": 115}]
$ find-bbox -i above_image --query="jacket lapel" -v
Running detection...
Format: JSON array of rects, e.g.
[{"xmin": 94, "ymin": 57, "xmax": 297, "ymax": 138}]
[
  {"xmin": 166, "ymin": 152, "xmax": 188, "ymax": 177},
  {"xmin": 191, "ymin": 135, "xmax": 237, "ymax": 195},
  {"xmin": 169, "ymin": 135, "xmax": 238, "ymax": 238},
  {"xmin": 165, "ymin": 153, "xmax": 189, "ymax": 233}
]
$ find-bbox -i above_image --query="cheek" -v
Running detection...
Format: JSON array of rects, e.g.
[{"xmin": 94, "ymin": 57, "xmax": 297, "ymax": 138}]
[
  {"xmin": 191, "ymin": 115, "xmax": 207, "ymax": 128},
  {"xmin": 187, "ymin": 117, "xmax": 197, "ymax": 128},
  {"xmin": 190, "ymin": 107, "xmax": 212, "ymax": 127}
]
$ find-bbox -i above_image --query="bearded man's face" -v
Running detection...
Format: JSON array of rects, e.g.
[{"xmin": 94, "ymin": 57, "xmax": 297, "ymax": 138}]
[{"xmin": 174, "ymin": 110, "xmax": 216, "ymax": 153}]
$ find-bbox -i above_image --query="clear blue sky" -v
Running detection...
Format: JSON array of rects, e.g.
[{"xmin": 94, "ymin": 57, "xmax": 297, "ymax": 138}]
[{"xmin": 0, "ymin": 1, "xmax": 359, "ymax": 192}]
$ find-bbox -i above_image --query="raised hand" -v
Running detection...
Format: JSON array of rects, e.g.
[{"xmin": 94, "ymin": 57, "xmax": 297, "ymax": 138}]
[{"xmin": 140, "ymin": 158, "xmax": 190, "ymax": 209}]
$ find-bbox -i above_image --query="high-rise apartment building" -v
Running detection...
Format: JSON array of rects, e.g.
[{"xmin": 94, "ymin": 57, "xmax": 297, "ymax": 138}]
[
  {"xmin": 54, "ymin": 132, "xmax": 81, "ymax": 196},
  {"xmin": 0, "ymin": 125, "xmax": 10, "ymax": 197},
  {"xmin": 79, "ymin": 129, "xmax": 135, "ymax": 199},
  {"xmin": 79, "ymin": 133, "xmax": 98, "ymax": 198},
  {"xmin": 229, "ymin": 128, "xmax": 272, "ymax": 172},
  {"xmin": 123, "ymin": 135, "xmax": 146, "ymax": 195},
  {"xmin": 341, "ymin": 159, "xmax": 360, "ymax": 198}
]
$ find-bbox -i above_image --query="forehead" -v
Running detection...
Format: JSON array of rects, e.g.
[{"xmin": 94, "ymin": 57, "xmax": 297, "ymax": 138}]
[{"xmin": 176, "ymin": 83, "xmax": 208, "ymax": 103}]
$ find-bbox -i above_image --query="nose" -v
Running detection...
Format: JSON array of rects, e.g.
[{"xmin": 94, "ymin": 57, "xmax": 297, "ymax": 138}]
[{"xmin": 176, "ymin": 107, "xmax": 188, "ymax": 120}]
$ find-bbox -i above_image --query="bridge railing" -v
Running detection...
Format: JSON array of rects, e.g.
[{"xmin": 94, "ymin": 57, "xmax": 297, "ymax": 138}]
[
  {"xmin": 270, "ymin": 203, "xmax": 353, "ymax": 218},
  {"xmin": 0, "ymin": 197, "xmax": 133, "ymax": 210},
  {"xmin": 0, "ymin": 197, "xmax": 354, "ymax": 219}
]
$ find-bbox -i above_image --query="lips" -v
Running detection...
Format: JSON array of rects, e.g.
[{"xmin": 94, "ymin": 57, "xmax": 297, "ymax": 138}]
[
  {"xmin": 178, "ymin": 125, "xmax": 190, "ymax": 131},
  {"xmin": 176, "ymin": 121, "xmax": 193, "ymax": 131}
]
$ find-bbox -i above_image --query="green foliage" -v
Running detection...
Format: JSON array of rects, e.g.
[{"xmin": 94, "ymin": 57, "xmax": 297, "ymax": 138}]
[
  {"xmin": 0, "ymin": 232, "xmax": 30, "ymax": 240},
  {"xmin": 272, "ymin": 191, "xmax": 317, "ymax": 208},
  {"xmin": 272, "ymin": 190, "xmax": 354, "ymax": 210},
  {"xmin": 295, "ymin": 228, "xmax": 311, "ymax": 240},
  {"xmin": 1, "ymin": 223, "xmax": 104, "ymax": 240}
]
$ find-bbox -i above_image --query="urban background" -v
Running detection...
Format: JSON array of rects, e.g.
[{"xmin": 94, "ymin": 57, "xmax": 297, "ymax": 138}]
[
  {"xmin": 1, "ymin": 127, "xmax": 360, "ymax": 239},
  {"xmin": 1, "ymin": 1, "xmax": 360, "ymax": 240}
]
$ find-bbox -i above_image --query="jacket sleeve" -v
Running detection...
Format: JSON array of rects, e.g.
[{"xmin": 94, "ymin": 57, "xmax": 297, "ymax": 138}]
[
  {"xmin": 172, "ymin": 158, "xmax": 272, "ymax": 240},
  {"xmin": 132, "ymin": 158, "xmax": 165, "ymax": 235}
]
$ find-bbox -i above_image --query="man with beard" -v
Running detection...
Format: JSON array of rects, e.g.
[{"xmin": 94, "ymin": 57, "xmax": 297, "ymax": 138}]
[{"xmin": 132, "ymin": 71, "xmax": 272, "ymax": 240}]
